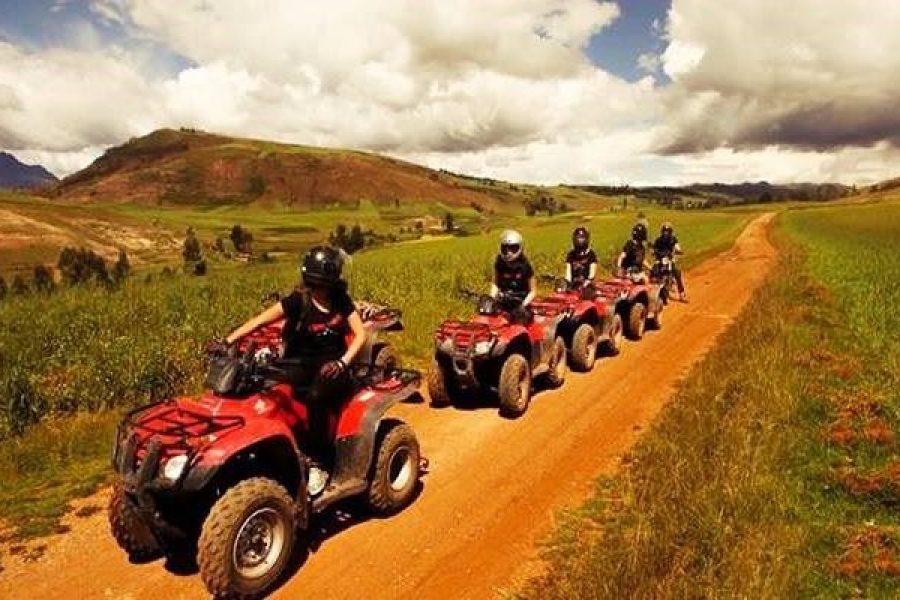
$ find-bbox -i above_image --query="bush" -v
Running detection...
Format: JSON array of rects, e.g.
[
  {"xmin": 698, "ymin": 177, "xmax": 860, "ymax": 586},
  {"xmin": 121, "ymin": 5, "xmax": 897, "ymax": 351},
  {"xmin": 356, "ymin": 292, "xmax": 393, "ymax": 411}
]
[
  {"xmin": 32, "ymin": 265, "xmax": 55, "ymax": 294},
  {"xmin": 112, "ymin": 249, "xmax": 130, "ymax": 284},
  {"xmin": 230, "ymin": 224, "xmax": 253, "ymax": 254},
  {"xmin": 182, "ymin": 227, "xmax": 202, "ymax": 263},
  {"xmin": 57, "ymin": 248, "xmax": 110, "ymax": 287},
  {"xmin": 11, "ymin": 275, "xmax": 29, "ymax": 296},
  {"xmin": 0, "ymin": 276, "xmax": 7, "ymax": 300}
]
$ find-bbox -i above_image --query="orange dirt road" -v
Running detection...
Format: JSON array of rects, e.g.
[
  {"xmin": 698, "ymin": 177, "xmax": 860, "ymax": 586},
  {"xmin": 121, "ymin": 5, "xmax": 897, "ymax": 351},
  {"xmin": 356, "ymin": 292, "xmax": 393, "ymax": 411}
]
[{"xmin": 0, "ymin": 214, "xmax": 776, "ymax": 600}]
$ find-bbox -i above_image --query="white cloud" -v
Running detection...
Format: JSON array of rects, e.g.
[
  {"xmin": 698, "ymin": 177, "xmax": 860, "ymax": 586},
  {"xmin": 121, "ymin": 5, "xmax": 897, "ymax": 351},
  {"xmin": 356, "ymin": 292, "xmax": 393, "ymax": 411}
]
[
  {"xmin": 1, "ymin": 0, "xmax": 899, "ymax": 185},
  {"xmin": 656, "ymin": 0, "xmax": 900, "ymax": 154}
]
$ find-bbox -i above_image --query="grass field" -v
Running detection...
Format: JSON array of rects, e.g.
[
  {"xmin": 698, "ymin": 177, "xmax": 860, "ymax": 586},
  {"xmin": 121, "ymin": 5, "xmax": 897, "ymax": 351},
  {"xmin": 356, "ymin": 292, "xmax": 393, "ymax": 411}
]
[
  {"xmin": 0, "ymin": 206, "xmax": 750, "ymax": 540},
  {"xmin": 519, "ymin": 200, "xmax": 900, "ymax": 598}
]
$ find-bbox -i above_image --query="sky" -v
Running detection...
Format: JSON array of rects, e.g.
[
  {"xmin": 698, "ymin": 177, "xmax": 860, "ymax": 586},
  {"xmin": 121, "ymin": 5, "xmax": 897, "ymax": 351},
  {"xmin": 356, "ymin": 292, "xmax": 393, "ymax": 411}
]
[{"xmin": 1, "ymin": 0, "xmax": 899, "ymax": 186}]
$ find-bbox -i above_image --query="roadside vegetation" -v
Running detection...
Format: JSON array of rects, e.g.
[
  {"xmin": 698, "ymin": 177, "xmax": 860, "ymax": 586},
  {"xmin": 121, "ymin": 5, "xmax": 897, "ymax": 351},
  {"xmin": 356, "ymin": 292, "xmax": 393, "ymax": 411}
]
[
  {"xmin": 0, "ymin": 207, "xmax": 749, "ymax": 540},
  {"xmin": 519, "ymin": 199, "xmax": 900, "ymax": 598}
]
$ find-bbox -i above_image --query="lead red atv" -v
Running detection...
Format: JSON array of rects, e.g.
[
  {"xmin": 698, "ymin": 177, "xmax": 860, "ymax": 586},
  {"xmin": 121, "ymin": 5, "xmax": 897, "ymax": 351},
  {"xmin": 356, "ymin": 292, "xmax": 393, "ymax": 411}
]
[
  {"xmin": 109, "ymin": 345, "xmax": 423, "ymax": 600},
  {"xmin": 531, "ymin": 276, "xmax": 625, "ymax": 372},
  {"xmin": 427, "ymin": 290, "xmax": 569, "ymax": 417}
]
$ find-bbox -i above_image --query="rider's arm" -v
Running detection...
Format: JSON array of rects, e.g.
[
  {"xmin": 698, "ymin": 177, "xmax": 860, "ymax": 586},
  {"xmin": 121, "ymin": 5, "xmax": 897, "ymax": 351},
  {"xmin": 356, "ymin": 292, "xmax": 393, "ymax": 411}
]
[
  {"xmin": 340, "ymin": 311, "xmax": 368, "ymax": 366},
  {"xmin": 489, "ymin": 282, "xmax": 500, "ymax": 298},
  {"xmin": 565, "ymin": 263, "xmax": 573, "ymax": 283},
  {"xmin": 674, "ymin": 242, "xmax": 683, "ymax": 254},
  {"xmin": 225, "ymin": 302, "xmax": 284, "ymax": 344},
  {"xmin": 522, "ymin": 276, "xmax": 537, "ymax": 306},
  {"xmin": 588, "ymin": 262, "xmax": 597, "ymax": 281}
]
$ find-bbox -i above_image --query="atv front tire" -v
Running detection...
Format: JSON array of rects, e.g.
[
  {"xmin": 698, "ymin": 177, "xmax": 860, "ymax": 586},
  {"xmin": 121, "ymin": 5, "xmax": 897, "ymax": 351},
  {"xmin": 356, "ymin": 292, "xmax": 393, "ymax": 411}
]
[
  {"xmin": 498, "ymin": 353, "xmax": 532, "ymax": 418},
  {"xmin": 198, "ymin": 477, "xmax": 297, "ymax": 600},
  {"xmin": 571, "ymin": 323, "xmax": 597, "ymax": 371},
  {"xmin": 625, "ymin": 302, "xmax": 647, "ymax": 340},
  {"xmin": 546, "ymin": 336, "xmax": 568, "ymax": 386},
  {"xmin": 109, "ymin": 482, "xmax": 161, "ymax": 562},
  {"xmin": 427, "ymin": 359, "xmax": 454, "ymax": 407},
  {"xmin": 367, "ymin": 421, "xmax": 421, "ymax": 515},
  {"xmin": 603, "ymin": 314, "xmax": 624, "ymax": 355}
]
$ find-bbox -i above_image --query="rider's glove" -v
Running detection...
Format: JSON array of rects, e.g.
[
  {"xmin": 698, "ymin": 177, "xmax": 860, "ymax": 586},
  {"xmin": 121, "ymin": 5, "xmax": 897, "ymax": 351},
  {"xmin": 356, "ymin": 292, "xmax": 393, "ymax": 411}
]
[{"xmin": 319, "ymin": 359, "xmax": 347, "ymax": 380}]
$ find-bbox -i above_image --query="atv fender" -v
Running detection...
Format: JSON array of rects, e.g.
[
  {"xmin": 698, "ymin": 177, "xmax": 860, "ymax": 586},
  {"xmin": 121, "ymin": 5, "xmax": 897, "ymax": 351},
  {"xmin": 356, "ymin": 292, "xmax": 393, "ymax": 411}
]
[
  {"xmin": 184, "ymin": 422, "xmax": 305, "ymax": 496},
  {"xmin": 330, "ymin": 382, "xmax": 421, "ymax": 495}
]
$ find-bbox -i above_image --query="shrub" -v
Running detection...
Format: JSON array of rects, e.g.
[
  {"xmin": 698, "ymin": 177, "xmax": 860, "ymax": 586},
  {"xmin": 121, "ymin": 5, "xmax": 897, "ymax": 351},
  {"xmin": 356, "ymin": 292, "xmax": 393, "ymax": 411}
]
[
  {"xmin": 32, "ymin": 265, "xmax": 55, "ymax": 294},
  {"xmin": 57, "ymin": 248, "xmax": 110, "ymax": 287}
]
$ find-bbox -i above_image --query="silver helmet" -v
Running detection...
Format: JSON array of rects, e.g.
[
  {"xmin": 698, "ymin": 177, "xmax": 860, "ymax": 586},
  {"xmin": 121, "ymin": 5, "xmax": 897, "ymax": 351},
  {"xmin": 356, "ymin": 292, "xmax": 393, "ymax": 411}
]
[{"xmin": 499, "ymin": 229, "xmax": 523, "ymax": 262}]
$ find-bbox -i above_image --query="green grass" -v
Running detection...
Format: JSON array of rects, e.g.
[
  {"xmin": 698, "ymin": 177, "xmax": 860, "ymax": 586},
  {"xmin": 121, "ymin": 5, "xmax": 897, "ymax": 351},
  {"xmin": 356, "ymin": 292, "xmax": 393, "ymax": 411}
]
[
  {"xmin": 0, "ymin": 207, "xmax": 751, "ymax": 540},
  {"xmin": 518, "ymin": 201, "xmax": 900, "ymax": 599}
]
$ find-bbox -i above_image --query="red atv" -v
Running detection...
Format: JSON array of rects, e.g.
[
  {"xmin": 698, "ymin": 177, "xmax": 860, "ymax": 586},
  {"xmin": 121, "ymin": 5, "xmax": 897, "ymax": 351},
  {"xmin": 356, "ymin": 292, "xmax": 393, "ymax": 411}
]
[
  {"xmin": 239, "ymin": 300, "xmax": 404, "ymax": 370},
  {"xmin": 427, "ymin": 290, "xmax": 569, "ymax": 417},
  {"xmin": 109, "ymin": 346, "xmax": 423, "ymax": 599},
  {"xmin": 593, "ymin": 269, "xmax": 666, "ymax": 339},
  {"xmin": 530, "ymin": 276, "xmax": 625, "ymax": 372}
]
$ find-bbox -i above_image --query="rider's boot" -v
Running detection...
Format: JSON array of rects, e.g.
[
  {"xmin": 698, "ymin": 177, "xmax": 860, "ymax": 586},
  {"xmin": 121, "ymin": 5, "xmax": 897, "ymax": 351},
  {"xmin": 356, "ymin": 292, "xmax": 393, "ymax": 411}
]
[{"xmin": 308, "ymin": 463, "xmax": 330, "ymax": 497}]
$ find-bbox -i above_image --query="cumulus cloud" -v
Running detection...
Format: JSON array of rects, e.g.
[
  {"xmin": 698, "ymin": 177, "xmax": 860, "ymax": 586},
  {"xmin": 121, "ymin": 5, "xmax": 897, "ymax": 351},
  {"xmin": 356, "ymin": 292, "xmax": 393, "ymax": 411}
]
[
  {"xmin": 1, "ymin": 0, "xmax": 899, "ymax": 185},
  {"xmin": 656, "ymin": 0, "xmax": 900, "ymax": 154}
]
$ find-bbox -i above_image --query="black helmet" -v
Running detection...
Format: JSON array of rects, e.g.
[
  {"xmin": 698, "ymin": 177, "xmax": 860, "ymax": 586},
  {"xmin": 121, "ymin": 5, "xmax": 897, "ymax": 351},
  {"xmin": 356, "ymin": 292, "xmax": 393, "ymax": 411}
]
[
  {"xmin": 661, "ymin": 222, "xmax": 674, "ymax": 237},
  {"xmin": 300, "ymin": 245, "xmax": 343, "ymax": 288},
  {"xmin": 572, "ymin": 226, "xmax": 590, "ymax": 250},
  {"xmin": 631, "ymin": 222, "xmax": 648, "ymax": 242}
]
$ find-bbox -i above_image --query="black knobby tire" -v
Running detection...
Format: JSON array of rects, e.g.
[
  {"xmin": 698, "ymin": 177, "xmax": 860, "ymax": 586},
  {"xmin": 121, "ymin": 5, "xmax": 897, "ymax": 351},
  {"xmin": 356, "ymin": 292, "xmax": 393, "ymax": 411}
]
[
  {"xmin": 625, "ymin": 302, "xmax": 647, "ymax": 340},
  {"xmin": 498, "ymin": 353, "xmax": 532, "ymax": 418},
  {"xmin": 373, "ymin": 344, "xmax": 401, "ymax": 371},
  {"xmin": 367, "ymin": 421, "xmax": 421, "ymax": 515},
  {"xmin": 571, "ymin": 323, "xmax": 597, "ymax": 372},
  {"xmin": 197, "ymin": 477, "xmax": 298, "ymax": 600},
  {"xmin": 108, "ymin": 482, "xmax": 161, "ymax": 561},
  {"xmin": 427, "ymin": 358, "xmax": 454, "ymax": 407},
  {"xmin": 546, "ymin": 336, "xmax": 568, "ymax": 387},
  {"xmin": 603, "ymin": 314, "xmax": 624, "ymax": 356}
]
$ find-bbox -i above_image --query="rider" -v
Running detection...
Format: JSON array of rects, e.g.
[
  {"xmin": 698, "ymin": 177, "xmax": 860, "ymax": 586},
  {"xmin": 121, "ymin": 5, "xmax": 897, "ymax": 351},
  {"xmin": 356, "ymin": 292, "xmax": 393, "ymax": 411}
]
[
  {"xmin": 616, "ymin": 222, "xmax": 651, "ymax": 283},
  {"xmin": 652, "ymin": 222, "xmax": 687, "ymax": 301},
  {"xmin": 565, "ymin": 226, "xmax": 598, "ymax": 288},
  {"xmin": 491, "ymin": 229, "xmax": 537, "ymax": 322},
  {"xmin": 224, "ymin": 245, "xmax": 368, "ymax": 496}
]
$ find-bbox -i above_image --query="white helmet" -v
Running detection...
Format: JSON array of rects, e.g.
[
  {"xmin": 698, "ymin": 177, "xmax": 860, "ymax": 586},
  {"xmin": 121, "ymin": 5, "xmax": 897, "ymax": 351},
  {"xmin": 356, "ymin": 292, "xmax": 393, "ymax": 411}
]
[{"xmin": 499, "ymin": 229, "xmax": 523, "ymax": 262}]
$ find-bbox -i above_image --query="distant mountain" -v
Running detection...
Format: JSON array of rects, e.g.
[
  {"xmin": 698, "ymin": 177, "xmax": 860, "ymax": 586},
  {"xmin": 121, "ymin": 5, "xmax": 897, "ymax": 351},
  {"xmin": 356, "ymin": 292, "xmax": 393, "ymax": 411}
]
[
  {"xmin": 47, "ymin": 128, "xmax": 530, "ymax": 211},
  {"xmin": 0, "ymin": 152, "xmax": 58, "ymax": 189},
  {"xmin": 568, "ymin": 180, "xmax": 855, "ymax": 207}
]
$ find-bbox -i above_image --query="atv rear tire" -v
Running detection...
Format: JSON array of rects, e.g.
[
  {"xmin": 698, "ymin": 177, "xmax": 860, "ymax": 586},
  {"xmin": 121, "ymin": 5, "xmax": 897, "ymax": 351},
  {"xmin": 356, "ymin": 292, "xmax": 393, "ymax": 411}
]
[
  {"xmin": 109, "ymin": 482, "xmax": 161, "ymax": 562},
  {"xmin": 546, "ymin": 336, "xmax": 568, "ymax": 387},
  {"xmin": 571, "ymin": 323, "xmax": 597, "ymax": 371},
  {"xmin": 198, "ymin": 477, "xmax": 297, "ymax": 600},
  {"xmin": 427, "ymin": 359, "xmax": 454, "ymax": 407},
  {"xmin": 603, "ymin": 314, "xmax": 624, "ymax": 355},
  {"xmin": 367, "ymin": 421, "xmax": 420, "ymax": 515},
  {"xmin": 373, "ymin": 344, "xmax": 401, "ymax": 371},
  {"xmin": 625, "ymin": 302, "xmax": 647, "ymax": 340},
  {"xmin": 498, "ymin": 353, "xmax": 532, "ymax": 418}
]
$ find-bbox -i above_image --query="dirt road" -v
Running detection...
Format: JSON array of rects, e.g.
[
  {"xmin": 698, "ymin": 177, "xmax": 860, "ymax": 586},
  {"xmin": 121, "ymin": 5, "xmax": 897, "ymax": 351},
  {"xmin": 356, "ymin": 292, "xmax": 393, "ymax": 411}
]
[{"xmin": 0, "ymin": 214, "xmax": 776, "ymax": 600}]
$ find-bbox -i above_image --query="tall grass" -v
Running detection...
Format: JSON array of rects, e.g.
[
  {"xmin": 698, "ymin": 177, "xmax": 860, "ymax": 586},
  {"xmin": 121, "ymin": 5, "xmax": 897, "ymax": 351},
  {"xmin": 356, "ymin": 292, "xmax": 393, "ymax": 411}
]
[{"xmin": 519, "ymin": 202, "xmax": 900, "ymax": 599}]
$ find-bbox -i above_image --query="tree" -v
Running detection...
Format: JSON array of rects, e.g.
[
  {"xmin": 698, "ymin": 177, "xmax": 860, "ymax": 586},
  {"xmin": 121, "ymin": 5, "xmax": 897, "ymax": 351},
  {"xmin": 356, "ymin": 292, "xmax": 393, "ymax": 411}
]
[
  {"xmin": 193, "ymin": 259, "xmax": 207, "ymax": 276},
  {"xmin": 443, "ymin": 212, "xmax": 455, "ymax": 233},
  {"xmin": 214, "ymin": 236, "xmax": 226, "ymax": 253},
  {"xmin": 230, "ymin": 224, "xmax": 253, "ymax": 254},
  {"xmin": 11, "ymin": 274, "xmax": 29, "ymax": 296},
  {"xmin": 329, "ymin": 224, "xmax": 349, "ymax": 249},
  {"xmin": 57, "ymin": 247, "xmax": 110, "ymax": 286},
  {"xmin": 183, "ymin": 227, "xmax": 202, "ymax": 263},
  {"xmin": 112, "ymin": 249, "xmax": 130, "ymax": 283},
  {"xmin": 347, "ymin": 225, "xmax": 365, "ymax": 253},
  {"xmin": 33, "ymin": 265, "xmax": 55, "ymax": 293},
  {"xmin": 0, "ymin": 275, "xmax": 7, "ymax": 300}
]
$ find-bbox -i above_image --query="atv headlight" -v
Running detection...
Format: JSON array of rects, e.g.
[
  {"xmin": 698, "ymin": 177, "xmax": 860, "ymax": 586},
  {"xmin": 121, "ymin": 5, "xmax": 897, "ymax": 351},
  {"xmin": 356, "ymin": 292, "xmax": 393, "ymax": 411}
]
[
  {"xmin": 437, "ymin": 337, "xmax": 454, "ymax": 352},
  {"xmin": 161, "ymin": 454, "xmax": 189, "ymax": 481},
  {"xmin": 474, "ymin": 340, "xmax": 494, "ymax": 355}
]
